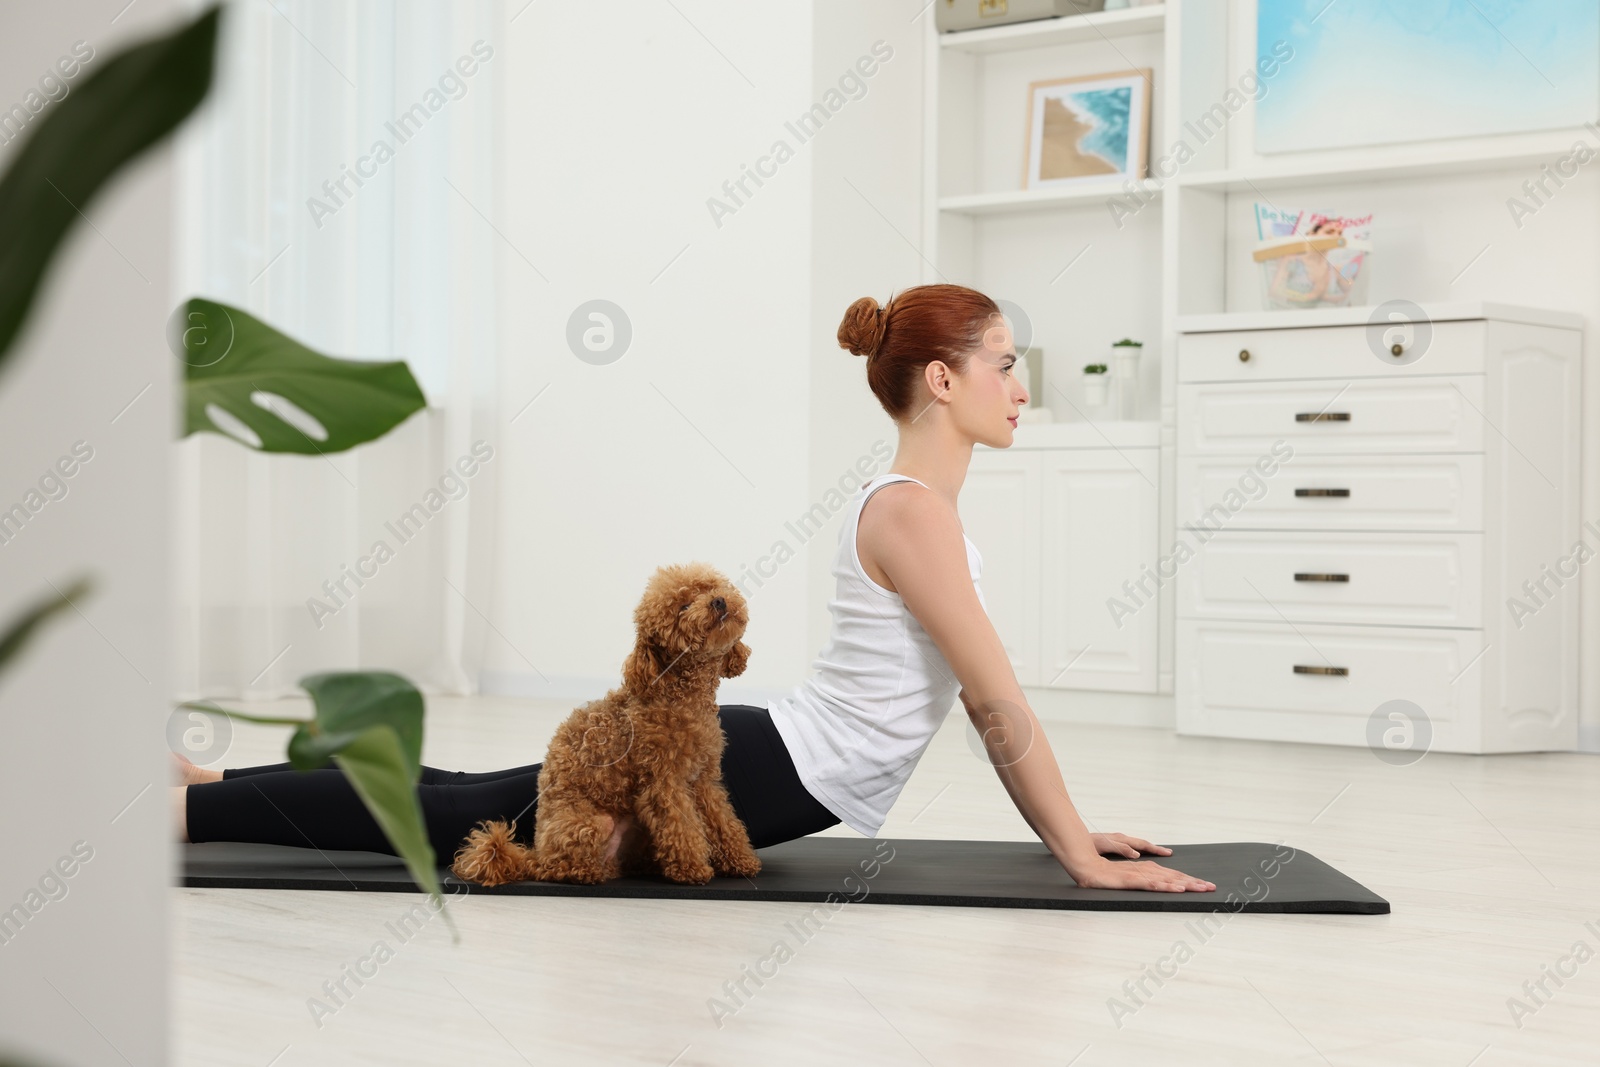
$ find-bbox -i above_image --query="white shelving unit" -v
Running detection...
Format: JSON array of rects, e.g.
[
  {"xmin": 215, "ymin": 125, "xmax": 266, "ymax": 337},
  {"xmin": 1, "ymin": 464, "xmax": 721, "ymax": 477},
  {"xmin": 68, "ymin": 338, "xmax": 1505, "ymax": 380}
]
[
  {"xmin": 939, "ymin": 180, "xmax": 1164, "ymax": 217},
  {"xmin": 921, "ymin": 0, "xmax": 1599, "ymax": 701},
  {"xmin": 935, "ymin": 3, "xmax": 1167, "ymax": 54},
  {"xmin": 1169, "ymin": 135, "xmax": 1599, "ymax": 194},
  {"xmin": 923, "ymin": 2, "xmax": 1176, "ymax": 697}
]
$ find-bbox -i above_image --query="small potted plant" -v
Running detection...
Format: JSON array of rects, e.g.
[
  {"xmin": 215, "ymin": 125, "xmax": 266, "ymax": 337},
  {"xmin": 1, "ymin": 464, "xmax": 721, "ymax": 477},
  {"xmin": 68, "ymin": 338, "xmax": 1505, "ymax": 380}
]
[
  {"xmin": 1082, "ymin": 362, "xmax": 1109, "ymax": 406},
  {"xmin": 1112, "ymin": 337, "xmax": 1143, "ymax": 367},
  {"xmin": 1111, "ymin": 338, "xmax": 1143, "ymax": 419}
]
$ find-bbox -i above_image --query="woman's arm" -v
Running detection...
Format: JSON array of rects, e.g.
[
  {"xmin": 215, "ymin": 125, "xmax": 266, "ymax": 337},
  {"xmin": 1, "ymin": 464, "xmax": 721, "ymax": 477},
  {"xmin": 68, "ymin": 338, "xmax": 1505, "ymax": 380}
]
[{"xmin": 866, "ymin": 484, "xmax": 1214, "ymax": 893}]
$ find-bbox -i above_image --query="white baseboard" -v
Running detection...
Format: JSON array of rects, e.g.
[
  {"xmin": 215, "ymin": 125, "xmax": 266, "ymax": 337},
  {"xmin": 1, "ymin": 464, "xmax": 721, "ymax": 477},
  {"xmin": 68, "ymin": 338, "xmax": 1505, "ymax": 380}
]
[
  {"xmin": 1023, "ymin": 687, "xmax": 1176, "ymax": 730},
  {"xmin": 480, "ymin": 669, "xmax": 1178, "ymax": 726},
  {"xmin": 476, "ymin": 669, "xmax": 793, "ymax": 709},
  {"xmin": 480, "ymin": 671, "xmax": 1600, "ymax": 754}
]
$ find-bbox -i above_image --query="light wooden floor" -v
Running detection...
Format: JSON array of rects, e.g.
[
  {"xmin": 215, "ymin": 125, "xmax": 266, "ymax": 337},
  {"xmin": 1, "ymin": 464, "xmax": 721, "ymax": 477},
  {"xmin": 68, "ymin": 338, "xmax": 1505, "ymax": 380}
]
[{"xmin": 174, "ymin": 694, "xmax": 1600, "ymax": 1066}]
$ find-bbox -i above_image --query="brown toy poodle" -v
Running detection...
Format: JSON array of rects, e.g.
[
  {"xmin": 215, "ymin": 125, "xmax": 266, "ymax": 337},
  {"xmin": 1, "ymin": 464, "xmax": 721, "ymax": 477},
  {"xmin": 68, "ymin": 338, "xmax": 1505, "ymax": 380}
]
[{"xmin": 450, "ymin": 562, "xmax": 763, "ymax": 887}]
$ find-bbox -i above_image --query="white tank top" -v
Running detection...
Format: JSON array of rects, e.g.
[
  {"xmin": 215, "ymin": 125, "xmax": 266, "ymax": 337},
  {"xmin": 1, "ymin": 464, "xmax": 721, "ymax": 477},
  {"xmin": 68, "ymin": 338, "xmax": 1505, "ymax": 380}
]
[{"xmin": 766, "ymin": 473, "xmax": 985, "ymax": 837}]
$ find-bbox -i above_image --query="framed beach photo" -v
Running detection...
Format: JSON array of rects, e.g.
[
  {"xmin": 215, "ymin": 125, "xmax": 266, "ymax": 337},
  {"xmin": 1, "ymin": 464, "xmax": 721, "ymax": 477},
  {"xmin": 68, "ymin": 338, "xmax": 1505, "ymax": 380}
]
[{"xmin": 1022, "ymin": 69, "xmax": 1152, "ymax": 190}]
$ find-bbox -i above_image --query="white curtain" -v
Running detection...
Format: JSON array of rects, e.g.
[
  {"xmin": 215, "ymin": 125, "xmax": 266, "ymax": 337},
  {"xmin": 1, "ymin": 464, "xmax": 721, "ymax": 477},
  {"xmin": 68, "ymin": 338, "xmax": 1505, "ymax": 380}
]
[{"xmin": 171, "ymin": 0, "xmax": 502, "ymax": 701}]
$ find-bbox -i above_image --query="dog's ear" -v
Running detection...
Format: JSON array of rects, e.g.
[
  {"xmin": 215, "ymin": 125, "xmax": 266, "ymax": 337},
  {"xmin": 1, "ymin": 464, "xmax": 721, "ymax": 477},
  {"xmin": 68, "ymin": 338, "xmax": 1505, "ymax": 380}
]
[
  {"xmin": 623, "ymin": 640, "xmax": 667, "ymax": 690},
  {"xmin": 721, "ymin": 640, "xmax": 750, "ymax": 679}
]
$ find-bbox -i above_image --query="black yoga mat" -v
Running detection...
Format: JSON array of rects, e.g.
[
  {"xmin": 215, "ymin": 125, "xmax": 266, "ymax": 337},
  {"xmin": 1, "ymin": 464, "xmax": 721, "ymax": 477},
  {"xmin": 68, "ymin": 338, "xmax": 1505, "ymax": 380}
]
[{"xmin": 181, "ymin": 838, "xmax": 1389, "ymax": 914}]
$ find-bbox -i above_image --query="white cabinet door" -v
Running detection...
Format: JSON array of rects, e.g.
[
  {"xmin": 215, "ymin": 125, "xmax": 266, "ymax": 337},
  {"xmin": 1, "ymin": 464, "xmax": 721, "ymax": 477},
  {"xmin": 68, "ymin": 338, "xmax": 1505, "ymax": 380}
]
[
  {"xmin": 963, "ymin": 450, "xmax": 1040, "ymax": 686},
  {"xmin": 1038, "ymin": 448, "xmax": 1160, "ymax": 692}
]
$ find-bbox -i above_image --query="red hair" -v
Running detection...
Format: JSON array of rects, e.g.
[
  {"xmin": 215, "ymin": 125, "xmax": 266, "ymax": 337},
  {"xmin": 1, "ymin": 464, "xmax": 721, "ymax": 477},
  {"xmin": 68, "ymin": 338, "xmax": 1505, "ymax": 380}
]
[{"xmin": 837, "ymin": 283, "xmax": 1000, "ymax": 421}]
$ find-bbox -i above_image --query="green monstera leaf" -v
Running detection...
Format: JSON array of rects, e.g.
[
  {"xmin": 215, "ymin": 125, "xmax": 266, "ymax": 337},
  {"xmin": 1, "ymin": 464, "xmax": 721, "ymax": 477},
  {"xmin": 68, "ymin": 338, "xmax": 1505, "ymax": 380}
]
[
  {"xmin": 0, "ymin": 6, "xmax": 220, "ymax": 370},
  {"xmin": 180, "ymin": 670, "xmax": 457, "ymax": 940},
  {"xmin": 285, "ymin": 670, "xmax": 424, "ymax": 776},
  {"xmin": 177, "ymin": 297, "xmax": 427, "ymax": 454},
  {"xmin": 325, "ymin": 723, "xmax": 447, "ymax": 913}
]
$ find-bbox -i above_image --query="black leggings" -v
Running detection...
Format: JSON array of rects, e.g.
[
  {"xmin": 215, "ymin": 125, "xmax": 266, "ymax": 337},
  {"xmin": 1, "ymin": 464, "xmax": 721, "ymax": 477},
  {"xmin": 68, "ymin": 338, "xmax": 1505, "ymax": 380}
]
[{"xmin": 186, "ymin": 704, "xmax": 841, "ymax": 860}]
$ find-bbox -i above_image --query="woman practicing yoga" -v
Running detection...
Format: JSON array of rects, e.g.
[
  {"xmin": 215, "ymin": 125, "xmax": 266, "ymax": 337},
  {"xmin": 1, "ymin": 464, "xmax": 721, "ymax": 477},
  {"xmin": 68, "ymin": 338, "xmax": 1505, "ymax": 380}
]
[{"xmin": 175, "ymin": 283, "xmax": 1214, "ymax": 894}]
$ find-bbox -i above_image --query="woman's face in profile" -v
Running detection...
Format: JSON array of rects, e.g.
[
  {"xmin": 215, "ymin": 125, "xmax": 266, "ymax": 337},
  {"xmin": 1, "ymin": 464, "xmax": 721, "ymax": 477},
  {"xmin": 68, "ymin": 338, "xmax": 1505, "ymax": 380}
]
[{"xmin": 957, "ymin": 315, "xmax": 1028, "ymax": 446}]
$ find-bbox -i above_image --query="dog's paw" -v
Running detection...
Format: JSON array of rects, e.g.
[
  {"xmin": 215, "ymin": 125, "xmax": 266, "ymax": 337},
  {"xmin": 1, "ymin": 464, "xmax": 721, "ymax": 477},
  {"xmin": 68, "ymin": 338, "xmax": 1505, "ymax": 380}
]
[
  {"xmin": 531, "ymin": 855, "xmax": 617, "ymax": 885},
  {"xmin": 660, "ymin": 859, "xmax": 716, "ymax": 885},
  {"xmin": 712, "ymin": 848, "xmax": 762, "ymax": 878}
]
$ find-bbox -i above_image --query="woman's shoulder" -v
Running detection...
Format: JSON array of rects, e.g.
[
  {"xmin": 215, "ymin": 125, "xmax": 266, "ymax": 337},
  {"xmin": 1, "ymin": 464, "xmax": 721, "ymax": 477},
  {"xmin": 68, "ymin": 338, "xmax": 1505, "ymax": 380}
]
[
  {"xmin": 860, "ymin": 476, "xmax": 957, "ymax": 532},
  {"xmin": 856, "ymin": 479, "xmax": 966, "ymax": 592}
]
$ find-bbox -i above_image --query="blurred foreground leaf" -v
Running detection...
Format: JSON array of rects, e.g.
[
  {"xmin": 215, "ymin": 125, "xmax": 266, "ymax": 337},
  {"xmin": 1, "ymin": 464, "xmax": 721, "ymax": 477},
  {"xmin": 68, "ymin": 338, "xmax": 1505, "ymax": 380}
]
[
  {"xmin": 179, "ymin": 670, "xmax": 455, "ymax": 940},
  {"xmin": 0, "ymin": 575, "xmax": 93, "ymax": 683},
  {"xmin": 0, "ymin": 5, "xmax": 220, "ymax": 368}
]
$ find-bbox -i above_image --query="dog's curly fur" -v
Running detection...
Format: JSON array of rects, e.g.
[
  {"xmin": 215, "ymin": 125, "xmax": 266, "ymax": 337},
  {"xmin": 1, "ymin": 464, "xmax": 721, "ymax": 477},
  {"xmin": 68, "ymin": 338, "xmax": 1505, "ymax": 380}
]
[{"xmin": 451, "ymin": 562, "xmax": 762, "ymax": 888}]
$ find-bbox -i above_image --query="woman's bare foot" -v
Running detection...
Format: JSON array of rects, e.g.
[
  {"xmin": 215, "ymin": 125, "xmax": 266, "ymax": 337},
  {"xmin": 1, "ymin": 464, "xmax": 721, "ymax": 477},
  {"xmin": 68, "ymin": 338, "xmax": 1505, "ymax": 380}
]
[
  {"xmin": 172, "ymin": 786, "xmax": 189, "ymax": 843},
  {"xmin": 170, "ymin": 751, "xmax": 223, "ymax": 786}
]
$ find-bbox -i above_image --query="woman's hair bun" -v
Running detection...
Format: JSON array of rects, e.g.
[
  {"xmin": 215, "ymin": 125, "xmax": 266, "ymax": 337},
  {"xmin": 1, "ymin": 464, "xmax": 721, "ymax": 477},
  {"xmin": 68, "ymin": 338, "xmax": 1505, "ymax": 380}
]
[{"xmin": 838, "ymin": 296, "xmax": 887, "ymax": 358}]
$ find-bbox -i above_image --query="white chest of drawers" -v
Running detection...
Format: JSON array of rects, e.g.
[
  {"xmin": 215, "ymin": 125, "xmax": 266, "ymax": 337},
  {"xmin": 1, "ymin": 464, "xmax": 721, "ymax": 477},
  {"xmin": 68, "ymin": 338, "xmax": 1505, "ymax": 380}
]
[{"xmin": 1172, "ymin": 302, "xmax": 1584, "ymax": 754}]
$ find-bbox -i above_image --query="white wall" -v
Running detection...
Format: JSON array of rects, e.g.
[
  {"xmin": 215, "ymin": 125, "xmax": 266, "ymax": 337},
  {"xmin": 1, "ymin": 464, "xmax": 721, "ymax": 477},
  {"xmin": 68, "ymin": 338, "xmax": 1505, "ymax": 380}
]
[
  {"xmin": 0, "ymin": 1, "xmax": 176, "ymax": 1063},
  {"xmin": 804, "ymin": 1, "xmax": 938, "ymax": 660},
  {"xmin": 484, "ymin": 1, "xmax": 822, "ymax": 703},
  {"xmin": 483, "ymin": 0, "xmax": 949, "ymax": 707}
]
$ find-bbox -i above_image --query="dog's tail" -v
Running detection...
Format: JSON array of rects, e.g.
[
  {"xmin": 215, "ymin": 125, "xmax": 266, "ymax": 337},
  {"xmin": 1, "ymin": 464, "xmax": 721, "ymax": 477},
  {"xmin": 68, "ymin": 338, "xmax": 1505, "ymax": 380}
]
[{"xmin": 450, "ymin": 819, "xmax": 536, "ymax": 887}]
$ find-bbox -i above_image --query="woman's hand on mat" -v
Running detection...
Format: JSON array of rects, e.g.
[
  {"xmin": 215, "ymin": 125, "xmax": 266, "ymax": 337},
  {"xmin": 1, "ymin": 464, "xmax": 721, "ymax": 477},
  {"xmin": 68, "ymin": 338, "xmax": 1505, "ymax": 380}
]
[
  {"xmin": 1079, "ymin": 833, "xmax": 1216, "ymax": 893},
  {"xmin": 1067, "ymin": 854, "xmax": 1216, "ymax": 893},
  {"xmin": 1090, "ymin": 832, "xmax": 1171, "ymax": 859}
]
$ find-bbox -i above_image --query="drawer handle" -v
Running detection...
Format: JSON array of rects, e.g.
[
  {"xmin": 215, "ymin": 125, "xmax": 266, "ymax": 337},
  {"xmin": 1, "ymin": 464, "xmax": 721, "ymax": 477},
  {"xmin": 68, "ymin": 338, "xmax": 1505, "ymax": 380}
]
[
  {"xmin": 1295, "ymin": 487, "xmax": 1351, "ymax": 497},
  {"xmin": 1295, "ymin": 411, "xmax": 1351, "ymax": 422},
  {"xmin": 1293, "ymin": 664, "xmax": 1349, "ymax": 676},
  {"xmin": 1294, "ymin": 572, "xmax": 1349, "ymax": 582},
  {"xmin": 1238, "ymin": 348, "xmax": 1251, "ymax": 362}
]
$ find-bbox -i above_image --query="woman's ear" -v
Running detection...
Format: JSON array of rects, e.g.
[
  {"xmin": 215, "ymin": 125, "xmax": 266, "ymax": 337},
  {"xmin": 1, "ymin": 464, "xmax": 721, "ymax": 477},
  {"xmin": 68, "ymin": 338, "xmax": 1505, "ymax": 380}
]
[
  {"xmin": 721, "ymin": 640, "xmax": 750, "ymax": 679},
  {"xmin": 623, "ymin": 641, "xmax": 665, "ymax": 691}
]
